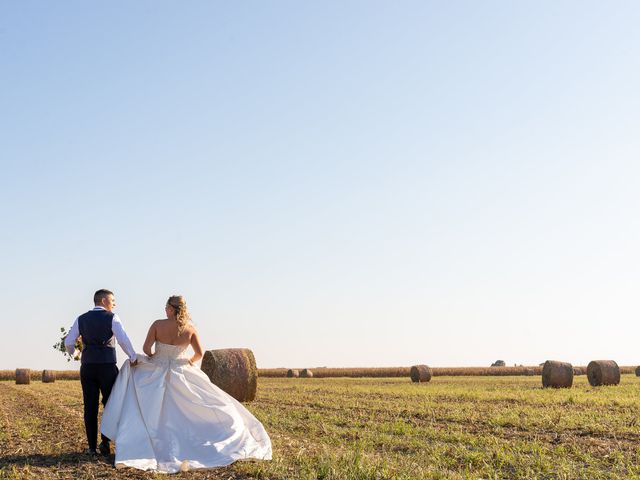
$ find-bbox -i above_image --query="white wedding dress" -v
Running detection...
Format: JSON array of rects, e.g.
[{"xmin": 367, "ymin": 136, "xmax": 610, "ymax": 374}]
[{"xmin": 100, "ymin": 341, "xmax": 272, "ymax": 473}]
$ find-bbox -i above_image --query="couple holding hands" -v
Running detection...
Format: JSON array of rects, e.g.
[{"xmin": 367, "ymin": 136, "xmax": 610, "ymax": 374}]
[{"xmin": 64, "ymin": 289, "xmax": 271, "ymax": 473}]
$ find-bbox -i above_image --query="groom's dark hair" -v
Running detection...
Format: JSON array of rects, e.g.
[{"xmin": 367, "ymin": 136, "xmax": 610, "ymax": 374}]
[{"xmin": 94, "ymin": 289, "xmax": 114, "ymax": 305}]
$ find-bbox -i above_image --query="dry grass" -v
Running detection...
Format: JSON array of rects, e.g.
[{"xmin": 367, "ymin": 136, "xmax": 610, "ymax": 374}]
[{"xmin": 3, "ymin": 376, "xmax": 640, "ymax": 479}]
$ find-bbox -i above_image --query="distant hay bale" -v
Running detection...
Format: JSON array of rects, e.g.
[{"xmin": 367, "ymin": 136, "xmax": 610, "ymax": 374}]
[
  {"xmin": 636, "ymin": 366, "xmax": 640, "ymax": 377},
  {"xmin": 287, "ymin": 369, "xmax": 299, "ymax": 378},
  {"xmin": 42, "ymin": 370, "xmax": 56, "ymax": 383},
  {"xmin": 15, "ymin": 369, "xmax": 30, "ymax": 385},
  {"xmin": 410, "ymin": 365, "xmax": 432, "ymax": 383},
  {"xmin": 587, "ymin": 360, "xmax": 620, "ymax": 387},
  {"xmin": 542, "ymin": 360, "xmax": 573, "ymax": 388},
  {"xmin": 200, "ymin": 348, "xmax": 257, "ymax": 402},
  {"xmin": 300, "ymin": 368, "xmax": 313, "ymax": 378},
  {"xmin": 573, "ymin": 366, "xmax": 586, "ymax": 376}
]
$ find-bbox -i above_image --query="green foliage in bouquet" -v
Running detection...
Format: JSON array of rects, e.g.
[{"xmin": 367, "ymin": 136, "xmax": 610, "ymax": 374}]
[{"xmin": 53, "ymin": 327, "xmax": 82, "ymax": 362}]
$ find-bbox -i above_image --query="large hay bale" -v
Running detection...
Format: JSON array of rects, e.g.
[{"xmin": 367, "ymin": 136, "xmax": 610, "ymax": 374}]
[
  {"xmin": 200, "ymin": 348, "xmax": 257, "ymax": 402},
  {"xmin": 587, "ymin": 360, "xmax": 620, "ymax": 387},
  {"xmin": 287, "ymin": 369, "xmax": 299, "ymax": 378},
  {"xmin": 42, "ymin": 370, "xmax": 56, "ymax": 383},
  {"xmin": 300, "ymin": 368, "xmax": 313, "ymax": 378},
  {"xmin": 541, "ymin": 360, "xmax": 573, "ymax": 388},
  {"xmin": 15, "ymin": 368, "xmax": 30, "ymax": 385},
  {"xmin": 410, "ymin": 365, "xmax": 432, "ymax": 383}
]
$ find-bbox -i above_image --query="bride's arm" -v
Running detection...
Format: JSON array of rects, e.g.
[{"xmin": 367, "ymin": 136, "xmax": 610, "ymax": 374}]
[
  {"xmin": 189, "ymin": 328, "xmax": 204, "ymax": 365},
  {"xmin": 143, "ymin": 321, "xmax": 157, "ymax": 357}
]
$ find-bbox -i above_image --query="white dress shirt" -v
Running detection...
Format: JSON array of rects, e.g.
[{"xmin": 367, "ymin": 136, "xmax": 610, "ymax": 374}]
[{"xmin": 64, "ymin": 306, "xmax": 138, "ymax": 361}]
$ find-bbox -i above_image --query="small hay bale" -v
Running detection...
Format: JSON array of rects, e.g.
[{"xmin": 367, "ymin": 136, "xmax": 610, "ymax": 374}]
[
  {"xmin": 15, "ymin": 368, "xmax": 30, "ymax": 385},
  {"xmin": 42, "ymin": 370, "xmax": 56, "ymax": 383},
  {"xmin": 573, "ymin": 366, "xmax": 586, "ymax": 376},
  {"xmin": 636, "ymin": 366, "xmax": 640, "ymax": 377},
  {"xmin": 300, "ymin": 368, "xmax": 313, "ymax": 378},
  {"xmin": 286, "ymin": 369, "xmax": 299, "ymax": 378},
  {"xmin": 541, "ymin": 360, "xmax": 573, "ymax": 388},
  {"xmin": 200, "ymin": 348, "xmax": 257, "ymax": 402},
  {"xmin": 587, "ymin": 360, "xmax": 620, "ymax": 387},
  {"xmin": 410, "ymin": 364, "xmax": 432, "ymax": 383}
]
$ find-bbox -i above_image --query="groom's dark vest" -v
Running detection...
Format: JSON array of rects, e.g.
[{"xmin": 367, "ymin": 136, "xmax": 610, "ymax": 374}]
[{"xmin": 78, "ymin": 309, "xmax": 117, "ymax": 364}]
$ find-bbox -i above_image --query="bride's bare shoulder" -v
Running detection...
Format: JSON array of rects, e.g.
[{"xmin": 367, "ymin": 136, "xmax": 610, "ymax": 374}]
[{"xmin": 186, "ymin": 322, "xmax": 198, "ymax": 334}]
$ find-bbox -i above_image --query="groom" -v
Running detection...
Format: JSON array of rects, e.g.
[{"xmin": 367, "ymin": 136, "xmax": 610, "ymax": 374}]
[{"xmin": 65, "ymin": 289, "xmax": 138, "ymax": 456}]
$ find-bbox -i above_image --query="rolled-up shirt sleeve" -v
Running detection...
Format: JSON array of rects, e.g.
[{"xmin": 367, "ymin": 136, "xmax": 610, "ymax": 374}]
[
  {"xmin": 64, "ymin": 318, "xmax": 80, "ymax": 356},
  {"xmin": 112, "ymin": 314, "xmax": 138, "ymax": 361}
]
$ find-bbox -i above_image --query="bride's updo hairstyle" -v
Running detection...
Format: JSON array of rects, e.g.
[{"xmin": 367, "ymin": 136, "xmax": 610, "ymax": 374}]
[{"xmin": 167, "ymin": 295, "xmax": 191, "ymax": 333}]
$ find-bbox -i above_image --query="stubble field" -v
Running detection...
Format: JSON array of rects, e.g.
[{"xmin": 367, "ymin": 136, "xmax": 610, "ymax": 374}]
[{"xmin": 1, "ymin": 375, "xmax": 640, "ymax": 479}]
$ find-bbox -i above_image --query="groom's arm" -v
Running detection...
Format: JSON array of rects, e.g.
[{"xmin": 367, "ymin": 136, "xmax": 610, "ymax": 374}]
[
  {"xmin": 64, "ymin": 318, "xmax": 80, "ymax": 357},
  {"xmin": 112, "ymin": 314, "xmax": 138, "ymax": 362}
]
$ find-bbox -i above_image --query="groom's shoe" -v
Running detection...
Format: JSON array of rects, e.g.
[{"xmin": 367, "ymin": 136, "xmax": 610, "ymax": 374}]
[
  {"xmin": 98, "ymin": 441, "xmax": 111, "ymax": 456},
  {"xmin": 85, "ymin": 448, "xmax": 98, "ymax": 456}
]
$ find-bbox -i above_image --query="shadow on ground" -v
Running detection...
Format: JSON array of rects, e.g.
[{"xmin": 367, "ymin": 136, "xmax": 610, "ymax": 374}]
[{"xmin": 0, "ymin": 452, "xmax": 114, "ymax": 468}]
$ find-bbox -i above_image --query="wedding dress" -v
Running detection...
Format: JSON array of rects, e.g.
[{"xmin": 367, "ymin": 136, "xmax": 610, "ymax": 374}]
[{"xmin": 100, "ymin": 341, "xmax": 272, "ymax": 473}]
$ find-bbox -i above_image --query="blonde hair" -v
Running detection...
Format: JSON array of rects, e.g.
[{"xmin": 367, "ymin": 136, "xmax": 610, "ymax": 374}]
[{"xmin": 167, "ymin": 295, "xmax": 191, "ymax": 333}]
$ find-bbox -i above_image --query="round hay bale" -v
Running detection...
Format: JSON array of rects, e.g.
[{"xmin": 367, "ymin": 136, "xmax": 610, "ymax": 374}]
[
  {"xmin": 286, "ymin": 369, "xmax": 299, "ymax": 378},
  {"xmin": 300, "ymin": 368, "xmax": 313, "ymax": 378},
  {"xmin": 15, "ymin": 368, "xmax": 30, "ymax": 385},
  {"xmin": 587, "ymin": 360, "xmax": 620, "ymax": 387},
  {"xmin": 410, "ymin": 365, "xmax": 432, "ymax": 383},
  {"xmin": 200, "ymin": 348, "xmax": 257, "ymax": 402},
  {"xmin": 42, "ymin": 370, "xmax": 56, "ymax": 383},
  {"xmin": 636, "ymin": 366, "xmax": 640, "ymax": 377},
  {"xmin": 541, "ymin": 360, "xmax": 573, "ymax": 388},
  {"xmin": 572, "ymin": 366, "xmax": 586, "ymax": 376}
]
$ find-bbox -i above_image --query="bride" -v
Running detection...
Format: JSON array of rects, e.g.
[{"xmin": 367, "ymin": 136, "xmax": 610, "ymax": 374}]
[{"xmin": 100, "ymin": 295, "xmax": 272, "ymax": 473}]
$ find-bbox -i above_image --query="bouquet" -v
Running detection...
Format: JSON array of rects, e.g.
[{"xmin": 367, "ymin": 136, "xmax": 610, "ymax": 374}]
[{"xmin": 53, "ymin": 327, "xmax": 82, "ymax": 362}]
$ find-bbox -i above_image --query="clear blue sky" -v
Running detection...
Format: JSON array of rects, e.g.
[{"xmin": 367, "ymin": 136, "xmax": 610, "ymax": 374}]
[{"xmin": 2, "ymin": 2, "xmax": 640, "ymax": 370}]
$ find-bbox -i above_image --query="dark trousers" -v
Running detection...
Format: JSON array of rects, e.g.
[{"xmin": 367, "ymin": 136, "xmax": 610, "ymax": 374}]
[{"xmin": 80, "ymin": 362, "xmax": 118, "ymax": 450}]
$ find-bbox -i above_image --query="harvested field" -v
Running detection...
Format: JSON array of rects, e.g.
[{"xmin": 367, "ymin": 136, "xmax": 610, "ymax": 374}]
[
  {"xmin": 2, "ymin": 365, "xmax": 635, "ymax": 382},
  {"xmin": 2, "ymin": 375, "xmax": 640, "ymax": 479}
]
